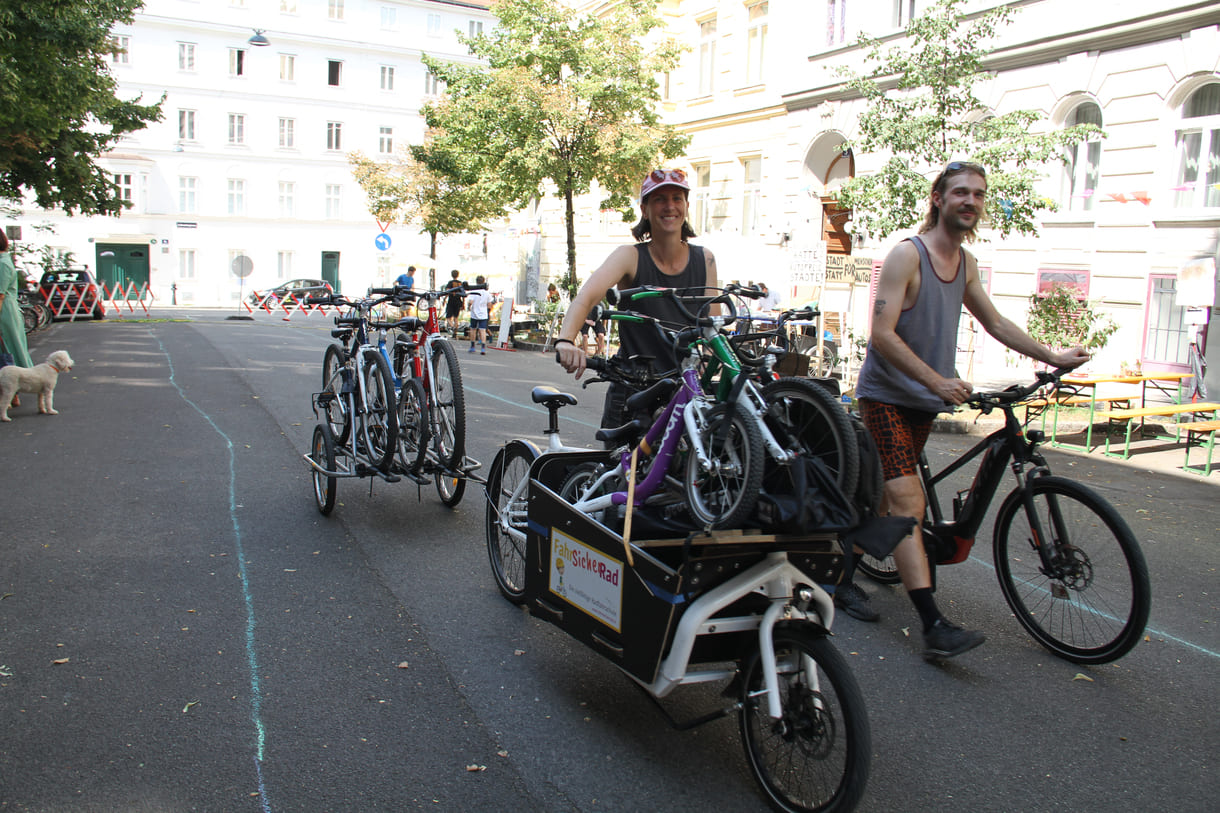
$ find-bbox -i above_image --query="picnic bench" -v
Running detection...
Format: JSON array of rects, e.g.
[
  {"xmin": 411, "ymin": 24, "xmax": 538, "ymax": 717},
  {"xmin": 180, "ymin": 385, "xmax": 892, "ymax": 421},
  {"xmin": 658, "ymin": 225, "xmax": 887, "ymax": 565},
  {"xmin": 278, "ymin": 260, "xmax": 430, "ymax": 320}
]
[
  {"xmin": 1179, "ymin": 419, "xmax": 1220, "ymax": 475},
  {"xmin": 1024, "ymin": 394, "xmax": 1132, "ymax": 443},
  {"xmin": 1102, "ymin": 402, "xmax": 1220, "ymax": 460}
]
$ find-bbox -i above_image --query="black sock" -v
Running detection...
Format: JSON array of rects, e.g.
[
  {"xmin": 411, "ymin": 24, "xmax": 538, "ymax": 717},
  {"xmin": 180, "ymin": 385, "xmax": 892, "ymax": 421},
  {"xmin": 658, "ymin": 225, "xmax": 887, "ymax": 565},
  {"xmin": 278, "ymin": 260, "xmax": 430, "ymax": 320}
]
[
  {"xmin": 842, "ymin": 550, "xmax": 859, "ymax": 584},
  {"xmin": 909, "ymin": 587, "xmax": 942, "ymax": 632}
]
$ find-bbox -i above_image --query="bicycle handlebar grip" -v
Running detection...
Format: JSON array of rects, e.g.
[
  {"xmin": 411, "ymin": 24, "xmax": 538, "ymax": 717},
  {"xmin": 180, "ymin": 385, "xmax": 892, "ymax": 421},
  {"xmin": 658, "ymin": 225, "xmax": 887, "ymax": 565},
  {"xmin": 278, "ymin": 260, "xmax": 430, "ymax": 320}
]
[{"xmin": 369, "ymin": 287, "xmax": 396, "ymax": 296}]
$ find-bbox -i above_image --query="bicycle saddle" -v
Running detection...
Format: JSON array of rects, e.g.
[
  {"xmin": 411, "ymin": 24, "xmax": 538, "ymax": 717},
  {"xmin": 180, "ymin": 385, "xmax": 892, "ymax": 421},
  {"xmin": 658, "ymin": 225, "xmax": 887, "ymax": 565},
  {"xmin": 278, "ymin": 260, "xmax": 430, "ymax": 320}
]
[
  {"xmin": 624, "ymin": 377, "xmax": 678, "ymax": 413},
  {"xmin": 531, "ymin": 386, "xmax": 577, "ymax": 410}
]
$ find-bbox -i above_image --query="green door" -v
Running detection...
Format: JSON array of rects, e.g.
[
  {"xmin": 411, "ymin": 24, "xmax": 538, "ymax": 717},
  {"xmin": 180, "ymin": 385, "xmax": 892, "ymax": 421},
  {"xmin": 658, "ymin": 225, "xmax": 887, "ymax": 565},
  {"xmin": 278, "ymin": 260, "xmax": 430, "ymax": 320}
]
[
  {"xmin": 321, "ymin": 251, "xmax": 340, "ymax": 294},
  {"xmin": 96, "ymin": 243, "xmax": 151, "ymax": 299}
]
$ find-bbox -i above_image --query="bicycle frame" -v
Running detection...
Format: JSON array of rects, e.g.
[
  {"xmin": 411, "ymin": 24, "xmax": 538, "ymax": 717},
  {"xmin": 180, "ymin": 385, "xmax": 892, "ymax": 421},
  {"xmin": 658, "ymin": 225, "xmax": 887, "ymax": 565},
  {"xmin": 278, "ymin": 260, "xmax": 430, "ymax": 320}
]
[
  {"xmin": 570, "ymin": 359, "xmax": 714, "ymax": 517},
  {"xmin": 919, "ymin": 396, "xmax": 1054, "ymax": 569}
]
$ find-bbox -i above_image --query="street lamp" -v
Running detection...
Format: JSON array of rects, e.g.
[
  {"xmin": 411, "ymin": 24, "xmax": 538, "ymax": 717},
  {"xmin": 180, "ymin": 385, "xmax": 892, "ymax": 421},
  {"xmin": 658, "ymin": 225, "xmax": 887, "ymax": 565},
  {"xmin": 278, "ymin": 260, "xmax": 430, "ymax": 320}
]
[{"xmin": 248, "ymin": 29, "xmax": 270, "ymax": 47}]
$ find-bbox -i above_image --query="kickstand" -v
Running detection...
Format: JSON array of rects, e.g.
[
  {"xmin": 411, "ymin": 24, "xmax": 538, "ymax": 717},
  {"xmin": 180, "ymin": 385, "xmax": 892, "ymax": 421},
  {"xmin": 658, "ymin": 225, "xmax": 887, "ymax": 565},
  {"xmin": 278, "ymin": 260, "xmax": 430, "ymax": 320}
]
[{"xmin": 632, "ymin": 681, "xmax": 741, "ymax": 732}]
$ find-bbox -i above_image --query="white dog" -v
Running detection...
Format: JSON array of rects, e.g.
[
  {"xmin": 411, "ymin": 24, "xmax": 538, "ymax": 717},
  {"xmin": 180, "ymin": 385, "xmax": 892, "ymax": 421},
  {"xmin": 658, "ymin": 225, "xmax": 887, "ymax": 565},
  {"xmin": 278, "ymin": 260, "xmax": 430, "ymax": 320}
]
[{"xmin": 0, "ymin": 350, "xmax": 75, "ymax": 422}]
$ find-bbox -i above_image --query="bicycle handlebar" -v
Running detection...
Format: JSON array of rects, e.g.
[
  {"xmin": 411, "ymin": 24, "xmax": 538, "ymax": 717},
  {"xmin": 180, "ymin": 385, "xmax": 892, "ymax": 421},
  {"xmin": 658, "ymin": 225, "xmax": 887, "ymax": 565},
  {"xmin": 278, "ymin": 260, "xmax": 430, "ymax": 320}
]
[{"xmin": 967, "ymin": 367, "xmax": 1076, "ymax": 412}]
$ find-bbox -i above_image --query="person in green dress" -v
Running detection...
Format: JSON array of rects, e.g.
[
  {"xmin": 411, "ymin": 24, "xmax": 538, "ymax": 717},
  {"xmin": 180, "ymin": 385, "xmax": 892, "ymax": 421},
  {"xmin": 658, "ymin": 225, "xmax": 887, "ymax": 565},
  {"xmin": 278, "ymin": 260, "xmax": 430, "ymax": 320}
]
[{"xmin": 0, "ymin": 230, "xmax": 35, "ymax": 374}]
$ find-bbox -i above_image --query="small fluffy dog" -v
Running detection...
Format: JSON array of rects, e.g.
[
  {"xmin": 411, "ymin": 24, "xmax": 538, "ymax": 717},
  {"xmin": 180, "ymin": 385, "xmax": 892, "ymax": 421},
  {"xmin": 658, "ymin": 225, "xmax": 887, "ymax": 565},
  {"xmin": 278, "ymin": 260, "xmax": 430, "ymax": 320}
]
[{"xmin": 0, "ymin": 350, "xmax": 75, "ymax": 422}]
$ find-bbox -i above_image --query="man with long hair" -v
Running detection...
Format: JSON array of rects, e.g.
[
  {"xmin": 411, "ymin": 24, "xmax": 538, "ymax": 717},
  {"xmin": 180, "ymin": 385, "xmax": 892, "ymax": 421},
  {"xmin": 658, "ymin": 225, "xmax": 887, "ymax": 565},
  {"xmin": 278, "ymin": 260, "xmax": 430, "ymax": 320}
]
[{"xmin": 842, "ymin": 161, "xmax": 1090, "ymax": 660}]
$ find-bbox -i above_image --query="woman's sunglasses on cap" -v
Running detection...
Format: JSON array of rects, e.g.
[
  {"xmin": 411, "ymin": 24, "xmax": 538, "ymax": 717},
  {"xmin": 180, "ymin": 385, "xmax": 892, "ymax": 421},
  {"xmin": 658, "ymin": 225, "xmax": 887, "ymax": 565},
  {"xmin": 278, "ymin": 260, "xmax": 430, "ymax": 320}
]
[{"xmin": 649, "ymin": 168, "xmax": 687, "ymax": 183}]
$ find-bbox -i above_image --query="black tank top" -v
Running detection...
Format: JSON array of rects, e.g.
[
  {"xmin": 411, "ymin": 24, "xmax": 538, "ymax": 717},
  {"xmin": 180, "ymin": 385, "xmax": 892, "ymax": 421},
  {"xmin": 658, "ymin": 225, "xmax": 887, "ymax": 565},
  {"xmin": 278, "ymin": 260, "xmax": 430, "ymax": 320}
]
[{"xmin": 616, "ymin": 243, "xmax": 707, "ymax": 374}]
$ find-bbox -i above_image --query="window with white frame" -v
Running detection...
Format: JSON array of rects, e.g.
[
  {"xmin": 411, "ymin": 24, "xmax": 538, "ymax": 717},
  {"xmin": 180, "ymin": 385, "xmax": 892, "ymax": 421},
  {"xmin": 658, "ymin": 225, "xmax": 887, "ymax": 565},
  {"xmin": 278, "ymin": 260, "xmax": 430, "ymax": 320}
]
[
  {"xmin": 229, "ymin": 48, "xmax": 246, "ymax": 77},
  {"xmin": 326, "ymin": 122, "xmax": 343, "ymax": 151},
  {"xmin": 178, "ymin": 42, "xmax": 196, "ymax": 71},
  {"xmin": 826, "ymin": 0, "xmax": 848, "ymax": 47},
  {"xmin": 378, "ymin": 127, "xmax": 393, "ymax": 154},
  {"xmin": 469, "ymin": 20, "xmax": 483, "ymax": 38},
  {"xmin": 745, "ymin": 3, "xmax": 768, "ymax": 86},
  {"xmin": 1061, "ymin": 102, "xmax": 1102, "ymax": 212},
  {"xmin": 228, "ymin": 113, "xmax": 246, "ymax": 145},
  {"xmin": 1173, "ymin": 83, "xmax": 1220, "ymax": 209},
  {"xmin": 328, "ymin": 0, "xmax": 344, "ymax": 21},
  {"xmin": 697, "ymin": 18, "xmax": 716, "ymax": 96},
  {"xmin": 381, "ymin": 6, "xmax": 396, "ymax": 29},
  {"xmin": 742, "ymin": 157, "xmax": 762, "ymax": 236},
  {"xmin": 279, "ymin": 53, "xmax": 295, "ymax": 81},
  {"xmin": 280, "ymin": 0, "xmax": 297, "ymax": 12},
  {"xmin": 427, "ymin": 13, "xmax": 442, "ymax": 36},
  {"xmin": 328, "ymin": 60, "xmax": 342, "ymax": 86},
  {"xmin": 178, "ymin": 109, "xmax": 196, "ymax": 141},
  {"xmin": 277, "ymin": 251, "xmax": 293, "ymax": 280},
  {"xmin": 278, "ymin": 182, "xmax": 296, "ymax": 217},
  {"xmin": 279, "ymin": 117, "xmax": 295, "ymax": 148},
  {"xmin": 110, "ymin": 35, "xmax": 130, "ymax": 64},
  {"xmin": 692, "ymin": 163, "xmax": 712, "ymax": 235},
  {"xmin": 178, "ymin": 176, "xmax": 198, "ymax": 214},
  {"xmin": 424, "ymin": 71, "xmax": 443, "ymax": 95},
  {"xmin": 380, "ymin": 65, "xmax": 395, "ymax": 91},
  {"xmin": 227, "ymin": 179, "xmax": 246, "ymax": 215},
  {"xmin": 179, "ymin": 249, "xmax": 196, "ymax": 279},
  {"xmin": 1144, "ymin": 275, "xmax": 1190, "ymax": 365},
  {"xmin": 112, "ymin": 173, "xmax": 133, "ymax": 203},
  {"xmin": 325, "ymin": 185, "xmax": 342, "ymax": 219},
  {"xmin": 894, "ymin": 0, "xmax": 917, "ymax": 28}
]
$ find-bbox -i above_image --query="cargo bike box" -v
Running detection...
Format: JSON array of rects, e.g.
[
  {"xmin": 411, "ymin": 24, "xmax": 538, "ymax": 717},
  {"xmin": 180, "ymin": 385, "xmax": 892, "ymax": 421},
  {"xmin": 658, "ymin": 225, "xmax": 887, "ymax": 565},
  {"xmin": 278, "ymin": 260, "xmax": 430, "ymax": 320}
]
[{"xmin": 521, "ymin": 450, "xmax": 846, "ymax": 686}]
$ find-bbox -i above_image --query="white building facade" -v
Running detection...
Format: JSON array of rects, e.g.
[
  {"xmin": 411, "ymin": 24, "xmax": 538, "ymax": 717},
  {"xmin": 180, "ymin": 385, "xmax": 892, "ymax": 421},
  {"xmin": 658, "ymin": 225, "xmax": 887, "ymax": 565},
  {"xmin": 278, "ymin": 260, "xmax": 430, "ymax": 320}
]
[{"xmin": 8, "ymin": 0, "xmax": 495, "ymax": 306}]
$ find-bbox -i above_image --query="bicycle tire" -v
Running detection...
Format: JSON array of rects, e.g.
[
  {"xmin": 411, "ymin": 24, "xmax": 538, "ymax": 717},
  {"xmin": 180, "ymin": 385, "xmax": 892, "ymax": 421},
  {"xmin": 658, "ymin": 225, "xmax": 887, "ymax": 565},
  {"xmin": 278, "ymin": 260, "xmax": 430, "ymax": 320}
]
[
  {"xmin": 761, "ymin": 378, "xmax": 859, "ymax": 499},
  {"xmin": 311, "ymin": 424, "xmax": 337, "ymax": 516},
  {"xmin": 396, "ymin": 377, "xmax": 429, "ymax": 473},
  {"xmin": 685, "ymin": 400, "xmax": 764, "ymax": 529},
  {"xmin": 360, "ymin": 348, "xmax": 398, "ymax": 472},
  {"xmin": 22, "ymin": 303, "xmax": 38, "ymax": 334},
  {"xmin": 739, "ymin": 623, "xmax": 870, "ymax": 813},
  {"xmin": 994, "ymin": 475, "xmax": 1151, "ymax": 664},
  {"xmin": 857, "ymin": 553, "xmax": 900, "ymax": 585},
  {"xmin": 321, "ymin": 343, "xmax": 352, "ymax": 446},
  {"xmin": 430, "ymin": 339, "xmax": 466, "ymax": 471},
  {"xmin": 484, "ymin": 440, "xmax": 539, "ymax": 603}
]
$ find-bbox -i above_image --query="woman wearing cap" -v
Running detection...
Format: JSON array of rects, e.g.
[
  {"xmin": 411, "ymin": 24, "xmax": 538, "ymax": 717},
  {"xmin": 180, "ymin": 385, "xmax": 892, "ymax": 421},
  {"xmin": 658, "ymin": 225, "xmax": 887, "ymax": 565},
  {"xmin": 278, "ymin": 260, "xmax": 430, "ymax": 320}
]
[{"xmin": 555, "ymin": 168, "xmax": 718, "ymax": 429}]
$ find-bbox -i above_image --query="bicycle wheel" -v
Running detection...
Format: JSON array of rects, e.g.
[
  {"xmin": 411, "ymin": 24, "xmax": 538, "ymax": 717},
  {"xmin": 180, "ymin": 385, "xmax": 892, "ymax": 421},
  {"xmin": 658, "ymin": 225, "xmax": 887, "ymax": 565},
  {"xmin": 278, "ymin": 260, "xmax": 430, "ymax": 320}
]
[
  {"xmin": 396, "ymin": 377, "xmax": 429, "ymax": 473},
  {"xmin": 739, "ymin": 623, "xmax": 870, "ymax": 813},
  {"xmin": 311, "ymin": 424, "xmax": 337, "ymax": 516},
  {"xmin": 856, "ymin": 554, "xmax": 900, "ymax": 585},
  {"xmin": 994, "ymin": 475, "xmax": 1151, "ymax": 664},
  {"xmin": 761, "ymin": 378, "xmax": 859, "ymax": 499},
  {"xmin": 685, "ymin": 400, "xmax": 763, "ymax": 529},
  {"xmin": 22, "ymin": 303, "xmax": 38, "ymax": 334},
  {"xmin": 360, "ymin": 348, "xmax": 398, "ymax": 472},
  {"xmin": 321, "ymin": 343, "xmax": 352, "ymax": 446},
  {"xmin": 484, "ymin": 440, "xmax": 539, "ymax": 604},
  {"xmin": 430, "ymin": 339, "xmax": 466, "ymax": 470}
]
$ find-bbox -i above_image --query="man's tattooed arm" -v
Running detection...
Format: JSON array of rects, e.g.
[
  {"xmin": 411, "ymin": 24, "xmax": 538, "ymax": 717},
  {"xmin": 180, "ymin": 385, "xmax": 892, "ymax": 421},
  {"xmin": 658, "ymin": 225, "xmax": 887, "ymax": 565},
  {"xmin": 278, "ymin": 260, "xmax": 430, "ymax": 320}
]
[{"xmin": 873, "ymin": 298, "xmax": 886, "ymax": 316}]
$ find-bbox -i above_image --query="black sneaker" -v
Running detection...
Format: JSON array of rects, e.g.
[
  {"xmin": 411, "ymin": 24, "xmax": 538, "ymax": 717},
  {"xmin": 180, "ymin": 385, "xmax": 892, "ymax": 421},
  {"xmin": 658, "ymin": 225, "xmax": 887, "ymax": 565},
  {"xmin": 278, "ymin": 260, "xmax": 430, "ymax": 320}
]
[
  {"xmin": 923, "ymin": 619, "xmax": 985, "ymax": 661},
  {"xmin": 834, "ymin": 582, "xmax": 880, "ymax": 622}
]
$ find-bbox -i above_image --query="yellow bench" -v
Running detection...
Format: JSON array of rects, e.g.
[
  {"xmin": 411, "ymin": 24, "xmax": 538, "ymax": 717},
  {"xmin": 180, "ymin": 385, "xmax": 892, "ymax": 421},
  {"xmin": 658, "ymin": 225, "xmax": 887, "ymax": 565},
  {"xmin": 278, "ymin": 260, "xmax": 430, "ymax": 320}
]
[
  {"xmin": 1179, "ymin": 419, "xmax": 1220, "ymax": 476},
  {"xmin": 1103, "ymin": 402, "xmax": 1220, "ymax": 460},
  {"xmin": 1029, "ymin": 394, "xmax": 1132, "ymax": 445}
]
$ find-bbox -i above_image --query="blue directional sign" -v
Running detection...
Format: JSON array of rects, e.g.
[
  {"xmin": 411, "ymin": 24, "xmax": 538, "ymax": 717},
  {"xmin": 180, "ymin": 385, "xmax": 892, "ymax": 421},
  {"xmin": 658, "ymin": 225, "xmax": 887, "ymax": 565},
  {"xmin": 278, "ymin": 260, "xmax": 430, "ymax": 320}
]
[{"xmin": 375, "ymin": 233, "xmax": 392, "ymax": 251}]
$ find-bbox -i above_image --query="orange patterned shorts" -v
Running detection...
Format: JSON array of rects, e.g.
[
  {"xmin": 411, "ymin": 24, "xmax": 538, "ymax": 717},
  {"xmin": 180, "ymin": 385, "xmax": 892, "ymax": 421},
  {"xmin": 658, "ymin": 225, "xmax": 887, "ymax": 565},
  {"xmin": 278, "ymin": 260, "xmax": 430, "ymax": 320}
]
[{"xmin": 858, "ymin": 398, "xmax": 936, "ymax": 481}]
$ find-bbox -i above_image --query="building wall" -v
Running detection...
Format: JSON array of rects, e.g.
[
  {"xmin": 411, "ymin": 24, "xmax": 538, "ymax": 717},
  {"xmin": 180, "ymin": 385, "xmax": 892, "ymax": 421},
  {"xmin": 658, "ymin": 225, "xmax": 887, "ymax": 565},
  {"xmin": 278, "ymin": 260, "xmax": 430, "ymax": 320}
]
[{"xmin": 8, "ymin": 0, "xmax": 496, "ymax": 306}]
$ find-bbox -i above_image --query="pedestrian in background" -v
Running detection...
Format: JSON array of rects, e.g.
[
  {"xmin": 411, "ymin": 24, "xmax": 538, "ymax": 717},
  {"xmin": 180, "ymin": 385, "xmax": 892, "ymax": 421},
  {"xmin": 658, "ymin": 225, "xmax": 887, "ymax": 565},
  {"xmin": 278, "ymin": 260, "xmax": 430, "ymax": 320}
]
[
  {"xmin": 443, "ymin": 269, "xmax": 464, "ymax": 336},
  {"xmin": 0, "ymin": 231, "xmax": 35, "ymax": 397},
  {"xmin": 466, "ymin": 276, "xmax": 493, "ymax": 355}
]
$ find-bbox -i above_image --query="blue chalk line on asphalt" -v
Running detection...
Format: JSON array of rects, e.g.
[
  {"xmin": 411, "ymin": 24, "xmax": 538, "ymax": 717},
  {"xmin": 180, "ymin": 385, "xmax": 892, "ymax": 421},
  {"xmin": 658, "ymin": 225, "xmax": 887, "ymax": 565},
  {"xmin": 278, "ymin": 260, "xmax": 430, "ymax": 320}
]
[{"xmin": 154, "ymin": 332, "xmax": 272, "ymax": 812}]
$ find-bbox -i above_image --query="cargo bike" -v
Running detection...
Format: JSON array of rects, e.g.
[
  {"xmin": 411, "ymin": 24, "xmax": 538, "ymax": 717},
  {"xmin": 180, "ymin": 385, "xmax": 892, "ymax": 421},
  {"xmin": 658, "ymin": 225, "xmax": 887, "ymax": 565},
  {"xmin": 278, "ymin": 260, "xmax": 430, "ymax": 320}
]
[{"xmin": 486, "ymin": 357, "xmax": 906, "ymax": 813}]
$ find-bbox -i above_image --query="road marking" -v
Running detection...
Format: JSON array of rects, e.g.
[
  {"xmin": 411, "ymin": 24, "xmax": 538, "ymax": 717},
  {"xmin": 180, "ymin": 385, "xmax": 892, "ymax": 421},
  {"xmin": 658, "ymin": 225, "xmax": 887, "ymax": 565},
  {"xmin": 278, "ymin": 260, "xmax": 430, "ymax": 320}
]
[{"xmin": 153, "ymin": 331, "xmax": 273, "ymax": 812}]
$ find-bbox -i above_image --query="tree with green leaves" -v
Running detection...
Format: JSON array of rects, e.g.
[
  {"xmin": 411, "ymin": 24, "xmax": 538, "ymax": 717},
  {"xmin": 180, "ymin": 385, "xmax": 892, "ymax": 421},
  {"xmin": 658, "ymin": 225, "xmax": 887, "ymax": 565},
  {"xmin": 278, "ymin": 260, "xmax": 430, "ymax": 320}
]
[
  {"xmin": 834, "ymin": 0, "xmax": 1101, "ymax": 241},
  {"xmin": 349, "ymin": 143, "xmax": 505, "ymax": 267},
  {"xmin": 419, "ymin": 0, "xmax": 688, "ymax": 296},
  {"xmin": 0, "ymin": 0, "xmax": 163, "ymax": 216}
]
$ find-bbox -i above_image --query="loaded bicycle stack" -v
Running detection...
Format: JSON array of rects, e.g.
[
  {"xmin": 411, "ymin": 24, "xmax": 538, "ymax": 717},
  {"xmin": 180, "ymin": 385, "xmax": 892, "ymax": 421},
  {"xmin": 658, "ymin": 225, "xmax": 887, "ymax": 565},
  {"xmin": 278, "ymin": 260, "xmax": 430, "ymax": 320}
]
[
  {"xmin": 303, "ymin": 283, "xmax": 483, "ymax": 513},
  {"xmin": 485, "ymin": 285, "xmax": 911, "ymax": 813}
]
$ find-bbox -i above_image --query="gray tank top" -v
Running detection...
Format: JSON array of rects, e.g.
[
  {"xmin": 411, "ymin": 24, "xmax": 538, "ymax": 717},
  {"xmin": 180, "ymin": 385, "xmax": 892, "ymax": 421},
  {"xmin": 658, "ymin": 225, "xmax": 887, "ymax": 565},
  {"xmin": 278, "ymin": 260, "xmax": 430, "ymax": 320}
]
[{"xmin": 856, "ymin": 236, "xmax": 966, "ymax": 413}]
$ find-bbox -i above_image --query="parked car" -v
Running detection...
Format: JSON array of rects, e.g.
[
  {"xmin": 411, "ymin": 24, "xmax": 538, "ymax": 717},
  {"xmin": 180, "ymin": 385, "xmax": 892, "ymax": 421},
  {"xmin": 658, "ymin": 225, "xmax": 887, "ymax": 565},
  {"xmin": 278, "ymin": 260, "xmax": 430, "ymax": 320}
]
[
  {"xmin": 247, "ymin": 278, "xmax": 334, "ymax": 307},
  {"xmin": 39, "ymin": 268, "xmax": 105, "ymax": 321}
]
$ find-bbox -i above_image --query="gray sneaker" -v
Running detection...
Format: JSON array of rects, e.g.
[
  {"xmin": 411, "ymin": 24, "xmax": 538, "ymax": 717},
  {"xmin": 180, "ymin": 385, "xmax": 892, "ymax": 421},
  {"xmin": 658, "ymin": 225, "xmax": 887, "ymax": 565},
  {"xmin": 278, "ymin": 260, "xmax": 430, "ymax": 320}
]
[
  {"xmin": 833, "ymin": 582, "xmax": 880, "ymax": 622},
  {"xmin": 923, "ymin": 619, "xmax": 985, "ymax": 661}
]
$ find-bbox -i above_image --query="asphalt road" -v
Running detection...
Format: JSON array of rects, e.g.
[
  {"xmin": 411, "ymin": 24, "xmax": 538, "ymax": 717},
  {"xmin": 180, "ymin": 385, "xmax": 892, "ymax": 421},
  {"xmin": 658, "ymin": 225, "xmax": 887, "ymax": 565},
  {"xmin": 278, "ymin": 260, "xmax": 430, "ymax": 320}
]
[{"xmin": 2, "ymin": 310, "xmax": 1216, "ymax": 812}]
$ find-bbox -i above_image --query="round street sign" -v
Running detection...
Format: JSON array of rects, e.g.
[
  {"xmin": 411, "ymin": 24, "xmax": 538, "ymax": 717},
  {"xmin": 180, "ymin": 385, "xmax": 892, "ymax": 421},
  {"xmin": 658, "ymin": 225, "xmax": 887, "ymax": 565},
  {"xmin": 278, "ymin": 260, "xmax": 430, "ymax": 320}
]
[{"xmin": 375, "ymin": 233, "xmax": 392, "ymax": 251}]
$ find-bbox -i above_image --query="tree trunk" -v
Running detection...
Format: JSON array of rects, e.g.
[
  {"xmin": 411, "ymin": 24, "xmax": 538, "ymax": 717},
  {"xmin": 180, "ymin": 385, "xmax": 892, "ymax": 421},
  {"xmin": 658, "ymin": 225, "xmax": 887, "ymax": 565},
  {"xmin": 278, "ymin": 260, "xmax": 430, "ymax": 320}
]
[{"xmin": 564, "ymin": 178, "xmax": 578, "ymax": 298}]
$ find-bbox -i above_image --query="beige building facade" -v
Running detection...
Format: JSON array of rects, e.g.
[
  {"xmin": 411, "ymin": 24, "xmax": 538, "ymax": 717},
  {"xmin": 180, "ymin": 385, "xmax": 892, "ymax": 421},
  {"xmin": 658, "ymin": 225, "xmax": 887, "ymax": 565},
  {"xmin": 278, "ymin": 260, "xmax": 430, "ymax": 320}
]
[{"xmin": 542, "ymin": 0, "xmax": 1220, "ymax": 390}]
